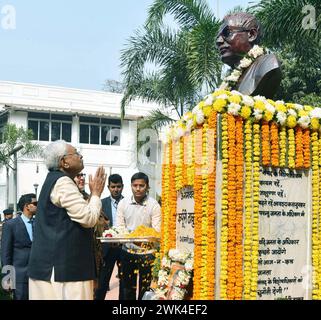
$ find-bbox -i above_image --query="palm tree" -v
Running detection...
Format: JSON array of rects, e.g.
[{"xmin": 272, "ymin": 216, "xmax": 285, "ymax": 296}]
[
  {"xmin": 251, "ymin": 0, "xmax": 321, "ymax": 105},
  {"xmin": 251, "ymin": 0, "xmax": 321, "ymax": 60},
  {"xmin": 120, "ymin": 0, "xmax": 222, "ymax": 130}
]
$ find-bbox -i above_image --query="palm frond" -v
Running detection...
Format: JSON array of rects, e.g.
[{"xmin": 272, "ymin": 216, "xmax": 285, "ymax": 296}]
[
  {"xmin": 187, "ymin": 21, "xmax": 222, "ymax": 88},
  {"xmin": 146, "ymin": 0, "xmax": 214, "ymax": 30},
  {"xmin": 120, "ymin": 0, "xmax": 223, "ymax": 124},
  {"xmin": 138, "ymin": 109, "xmax": 176, "ymax": 131},
  {"xmin": 251, "ymin": 0, "xmax": 321, "ymax": 53}
]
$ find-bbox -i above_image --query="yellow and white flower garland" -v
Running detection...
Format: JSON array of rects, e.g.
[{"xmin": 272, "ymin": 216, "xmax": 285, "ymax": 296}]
[
  {"xmin": 167, "ymin": 90, "xmax": 321, "ymax": 145},
  {"xmin": 161, "ymin": 89, "xmax": 321, "ymax": 300}
]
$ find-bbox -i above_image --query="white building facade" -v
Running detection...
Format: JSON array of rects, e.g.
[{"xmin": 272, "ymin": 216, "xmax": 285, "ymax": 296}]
[{"xmin": 0, "ymin": 81, "xmax": 163, "ymax": 218}]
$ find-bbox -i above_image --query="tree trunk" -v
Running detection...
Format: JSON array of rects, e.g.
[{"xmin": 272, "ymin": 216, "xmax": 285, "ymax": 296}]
[
  {"xmin": 5, "ymin": 166, "xmax": 9, "ymax": 209},
  {"xmin": 13, "ymin": 152, "xmax": 18, "ymax": 213}
]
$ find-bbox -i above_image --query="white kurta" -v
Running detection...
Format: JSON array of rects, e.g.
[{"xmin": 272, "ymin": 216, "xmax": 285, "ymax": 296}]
[{"xmin": 29, "ymin": 176, "xmax": 101, "ymax": 300}]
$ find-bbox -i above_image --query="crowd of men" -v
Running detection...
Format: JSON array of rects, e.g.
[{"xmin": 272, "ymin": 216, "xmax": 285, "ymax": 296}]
[
  {"xmin": 0, "ymin": 140, "xmax": 161, "ymax": 300},
  {"xmin": 0, "ymin": 10, "xmax": 274, "ymax": 300}
]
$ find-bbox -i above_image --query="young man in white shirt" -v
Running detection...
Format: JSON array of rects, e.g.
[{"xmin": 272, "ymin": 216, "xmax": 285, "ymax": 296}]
[{"xmin": 117, "ymin": 172, "xmax": 161, "ymax": 300}]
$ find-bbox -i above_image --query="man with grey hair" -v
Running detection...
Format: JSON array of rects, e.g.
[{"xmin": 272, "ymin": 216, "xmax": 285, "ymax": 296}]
[
  {"xmin": 28, "ymin": 140, "xmax": 107, "ymax": 300},
  {"xmin": 216, "ymin": 12, "xmax": 281, "ymax": 98}
]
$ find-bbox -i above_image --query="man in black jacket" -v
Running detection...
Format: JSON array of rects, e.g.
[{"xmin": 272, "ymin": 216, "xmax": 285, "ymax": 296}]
[
  {"xmin": 2, "ymin": 208, "xmax": 14, "ymax": 223},
  {"xmin": 95, "ymin": 174, "xmax": 124, "ymax": 300},
  {"xmin": 1, "ymin": 193, "xmax": 37, "ymax": 299},
  {"xmin": 28, "ymin": 140, "xmax": 106, "ymax": 300}
]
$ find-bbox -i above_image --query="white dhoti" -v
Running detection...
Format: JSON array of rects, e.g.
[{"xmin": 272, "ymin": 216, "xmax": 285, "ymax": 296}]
[{"xmin": 29, "ymin": 268, "xmax": 93, "ymax": 300}]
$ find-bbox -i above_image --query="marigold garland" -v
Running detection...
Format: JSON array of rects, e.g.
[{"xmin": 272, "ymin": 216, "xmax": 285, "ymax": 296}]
[
  {"xmin": 234, "ymin": 116, "xmax": 244, "ymax": 300},
  {"xmin": 303, "ymin": 129, "xmax": 311, "ymax": 168},
  {"xmin": 200, "ymin": 123, "xmax": 209, "ymax": 299},
  {"xmin": 270, "ymin": 122, "xmax": 279, "ymax": 167},
  {"xmin": 279, "ymin": 126, "xmax": 287, "ymax": 167},
  {"xmin": 287, "ymin": 128, "xmax": 296, "ymax": 169},
  {"xmin": 186, "ymin": 130, "xmax": 195, "ymax": 186},
  {"xmin": 261, "ymin": 121, "xmax": 270, "ymax": 166},
  {"xmin": 220, "ymin": 113, "xmax": 229, "ymax": 300},
  {"xmin": 295, "ymin": 126, "xmax": 304, "ymax": 168},
  {"xmin": 175, "ymin": 139, "xmax": 184, "ymax": 191},
  {"xmin": 319, "ymin": 134, "xmax": 321, "ymax": 299},
  {"xmin": 161, "ymin": 142, "xmax": 172, "ymax": 255},
  {"xmin": 250, "ymin": 123, "xmax": 260, "ymax": 299},
  {"xmin": 243, "ymin": 119, "xmax": 253, "ymax": 299},
  {"xmin": 161, "ymin": 89, "xmax": 321, "ymax": 301},
  {"xmin": 311, "ymin": 131, "xmax": 320, "ymax": 299},
  {"xmin": 192, "ymin": 126, "xmax": 204, "ymax": 300},
  {"xmin": 207, "ymin": 111, "xmax": 217, "ymax": 299},
  {"xmin": 183, "ymin": 134, "xmax": 192, "ymax": 186},
  {"xmin": 168, "ymin": 142, "xmax": 177, "ymax": 250},
  {"xmin": 227, "ymin": 114, "xmax": 237, "ymax": 300}
]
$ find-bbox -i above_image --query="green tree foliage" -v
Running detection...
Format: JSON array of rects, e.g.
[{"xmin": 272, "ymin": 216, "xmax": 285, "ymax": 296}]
[
  {"xmin": 252, "ymin": 0, "xmax": 321, "ymax": 58},
  {"xmin": 102, "ymin": 79, "xmax": 125, "ymax": 94},
  {"xmin": 251, "ymin": 0, "xmax": 321, "ymax": 105},
  {"xmin": 120, "ymin": 0, "xmax": 321, "ymax": 129},
  {"xmin": 274, "ymin": 46, "xmax": 321, "ymax": 105},
  {"xmin": 120, "ymin": 0, "xmax": 222, "ymax": 128},
  {"xmin": 0, "ymin": 124, "xmax": 43, "ymax": 170}
]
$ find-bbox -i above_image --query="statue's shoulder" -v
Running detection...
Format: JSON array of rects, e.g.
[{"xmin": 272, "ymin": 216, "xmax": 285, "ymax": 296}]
[
  {"xmin": 237, "ymin": 52, "xmax": 282, "ymax": 98},
  {"xmin": 254, "ymin": 53, "xmax": 281, "ymax": 76}
]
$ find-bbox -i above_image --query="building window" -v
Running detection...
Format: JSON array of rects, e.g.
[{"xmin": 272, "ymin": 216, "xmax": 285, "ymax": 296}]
[
  {"xmin": 28, "ymin": 112, "xmax": 72, "ymax": 142},
  {"xmin": 79, "ymin": 117, "xmax": 121, "ymax": 145},
  {"xmin": 0, "ymin": 112, "xmax": 8, "ymax": 143}
]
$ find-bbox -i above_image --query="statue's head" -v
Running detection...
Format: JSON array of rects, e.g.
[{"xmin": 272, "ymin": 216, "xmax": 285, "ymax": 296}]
[{"xmin": 216, "ymin": 12, "xmax": 262, "ymax": 67}]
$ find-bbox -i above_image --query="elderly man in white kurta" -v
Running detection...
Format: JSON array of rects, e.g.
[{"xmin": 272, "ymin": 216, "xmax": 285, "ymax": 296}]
[{"xmin": 28, "ymin": 140, "xmax": 106, "ymax": 300}]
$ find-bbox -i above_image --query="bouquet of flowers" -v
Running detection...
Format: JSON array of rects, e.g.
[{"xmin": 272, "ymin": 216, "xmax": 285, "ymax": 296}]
[
  {"xmin": 102, "ymin": 226, "xmax": 129, "ymax": 238},
  {"xmin": 153, "ymin": 249, "xmax": 194, "ymax": 300}
]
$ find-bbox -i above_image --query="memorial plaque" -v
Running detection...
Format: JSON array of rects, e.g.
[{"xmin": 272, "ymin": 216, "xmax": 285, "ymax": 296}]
[
  {"xmin": 257, "ymin": 168, "xmax": 312, "ymax": 300},
  {"xmin": 176, "ymin": 187, "xmax": 195, "ymax": 253}
]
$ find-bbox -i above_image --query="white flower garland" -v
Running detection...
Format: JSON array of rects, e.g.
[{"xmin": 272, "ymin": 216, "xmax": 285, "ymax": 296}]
[
  {"xmin": 153, "ymin": 249, "xmax": 194, "ymax": 300},
  {"xmin": 219, "ymin": 45, "xmax": 266, "ymax": 91}
]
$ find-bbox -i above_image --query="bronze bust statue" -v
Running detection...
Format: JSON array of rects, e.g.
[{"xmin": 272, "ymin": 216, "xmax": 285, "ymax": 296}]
[{"xmin": 216, "ymin": 12, "xmax": 281, "ymax": 98}]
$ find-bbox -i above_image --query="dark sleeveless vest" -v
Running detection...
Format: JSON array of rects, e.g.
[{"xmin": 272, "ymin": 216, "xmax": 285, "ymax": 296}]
[{"xmin": 28, "ymin": 170, "xmax": 96, "ymax": 282}]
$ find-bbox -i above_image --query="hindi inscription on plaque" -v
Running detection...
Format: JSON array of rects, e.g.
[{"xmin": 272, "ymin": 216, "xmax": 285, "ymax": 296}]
[
  {"xmin": 257, "ymin": 168, "xmax": 311, "ymax": 300},
  {"xmin": 176, "ymin": 187, "xmax": 195, "ymax": 253}
]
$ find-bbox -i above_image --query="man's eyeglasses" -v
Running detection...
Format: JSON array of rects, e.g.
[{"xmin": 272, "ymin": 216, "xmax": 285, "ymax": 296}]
[
  {"xmin": 62, "ymin": 151, "xmax": 82, "ymax": 158},
  {"xmin": 76, "ymin": 173, "xmax": 86, "ymax": 178},
  {"xmin": 29, "ymin": 201, "xmax": 38, "ymax": 206},
  {"xmin": 217, "ymin": 26, "xmax": 251, "ymax": 41}
]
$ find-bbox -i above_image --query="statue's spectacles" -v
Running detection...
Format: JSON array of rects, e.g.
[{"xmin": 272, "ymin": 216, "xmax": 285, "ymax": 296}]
[{"xmin": 218, "ymin": 27, "xmax": 251, "ymax": 41}]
